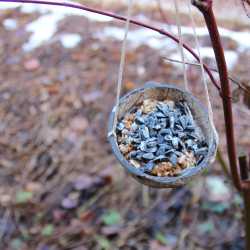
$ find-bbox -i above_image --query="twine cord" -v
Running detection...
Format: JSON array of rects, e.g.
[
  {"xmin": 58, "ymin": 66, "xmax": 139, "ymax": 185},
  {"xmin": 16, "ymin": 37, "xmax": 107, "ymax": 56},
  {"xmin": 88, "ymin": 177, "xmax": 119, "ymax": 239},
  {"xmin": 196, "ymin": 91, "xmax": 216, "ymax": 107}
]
[
  {"xmin": 187, "ymin": 1, "xmax": 219, "ymax": 145},
  {"xmin": 109, "ymin": 0, "xmax": 133, "ymax": 137},
  {"xmin": 173, "ymin": 0, "xmax": 189, "ymax": 91}
]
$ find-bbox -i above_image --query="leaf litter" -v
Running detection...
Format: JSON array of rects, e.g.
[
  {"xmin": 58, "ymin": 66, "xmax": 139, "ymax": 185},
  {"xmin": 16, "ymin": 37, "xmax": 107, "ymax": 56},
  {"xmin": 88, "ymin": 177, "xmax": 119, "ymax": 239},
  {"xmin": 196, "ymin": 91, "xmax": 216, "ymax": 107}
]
[{"xmin": 0, "ymin": 2, "xmax": 249, "ymax": 250}]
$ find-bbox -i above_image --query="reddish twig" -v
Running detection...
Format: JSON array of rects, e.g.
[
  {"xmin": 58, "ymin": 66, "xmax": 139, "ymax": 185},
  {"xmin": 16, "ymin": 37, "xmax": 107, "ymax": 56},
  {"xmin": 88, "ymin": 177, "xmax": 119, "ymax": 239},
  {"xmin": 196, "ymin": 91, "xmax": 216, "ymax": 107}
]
[
  {"xmin": 162, "ymin": 57, "xmax": 250, "ymax": 97},
  {"xmin": 0, "ymin": 0, "xmax": 220, "ymax": 92},
  {"xmin": 242, "ymin": 0, "xmax": 250, "ymax": 17},
  {"xmin": 192, "ymin": 0, "xmax": 242, "ymax": 191},
  {"xmin": 193, "ymin": 1, "xmax": 250, "ymax": 250}
]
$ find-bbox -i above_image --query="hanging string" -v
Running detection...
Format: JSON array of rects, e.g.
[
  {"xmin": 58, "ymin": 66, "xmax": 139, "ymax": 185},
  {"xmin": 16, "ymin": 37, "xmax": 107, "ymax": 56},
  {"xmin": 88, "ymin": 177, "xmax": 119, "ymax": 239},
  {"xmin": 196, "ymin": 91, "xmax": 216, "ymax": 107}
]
[
  {"xmin": 109, "ymin": 0, "xmax": 133, "ymax": 137},
  {"xmin": 187, "ymin": 2, "xmax": 219, "ymax": 145},
  {"xmin": 173, "ymin": 0, "xmax": 189, "ymax": 91}
]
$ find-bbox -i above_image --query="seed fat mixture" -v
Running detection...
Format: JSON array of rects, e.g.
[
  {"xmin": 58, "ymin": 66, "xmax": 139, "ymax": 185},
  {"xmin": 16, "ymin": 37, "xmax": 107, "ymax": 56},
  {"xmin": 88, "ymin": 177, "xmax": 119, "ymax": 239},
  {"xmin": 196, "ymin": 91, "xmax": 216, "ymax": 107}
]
[{"xmin": 116, "ymin": 99, "xmax": 208, "ymax": 177}]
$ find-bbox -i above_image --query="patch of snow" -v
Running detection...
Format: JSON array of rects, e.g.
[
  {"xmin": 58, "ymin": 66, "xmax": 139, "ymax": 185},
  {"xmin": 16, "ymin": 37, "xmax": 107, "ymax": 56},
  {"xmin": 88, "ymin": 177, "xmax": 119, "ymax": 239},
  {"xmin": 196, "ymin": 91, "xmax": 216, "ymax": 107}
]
[
  {"xmin": 20, "ymin": 4, "xmax": 112, "ymax": 51},
  {"xmin": 60, "ymin": 34, "xmax": 81, "ymax": 48},
  {"xmin": 96, "ymin": 27, "xmax": 239, "ymax": 70},
  {"xmin": 169, "ymin": 47, "xmax": 238, "ymax": 70},
  {"xmin": 3, "ymin": 18, "xmax": 18, "ymax": 30},
  {"xmin": 169, "ymin": 25, "xmax": 250, "ymax": 50},
  {"xmin": 95, "ymin": 27, "xmax": 178, "ymax": 51},
  {"xmin": 0, "ymin": 2, "xmax": 20, "ymax": 9},
  {"xmin": 23, "ymin": 12, "xmax": 63, "ymax": 51}
]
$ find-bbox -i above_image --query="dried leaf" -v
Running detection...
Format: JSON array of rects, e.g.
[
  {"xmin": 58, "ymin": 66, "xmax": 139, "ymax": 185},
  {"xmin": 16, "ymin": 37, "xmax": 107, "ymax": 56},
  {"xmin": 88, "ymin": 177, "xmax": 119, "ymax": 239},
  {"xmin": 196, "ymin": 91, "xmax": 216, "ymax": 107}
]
[
  {"xmin": 73, "ymin": 175, "xmax": 93, "ymax": 191},
  {"xmin": 70, "ymin": 117, "xmax": 89, "ymax": 133},
  {"xmin": 101, "ymin": 225, "xmax": 122, "ymax": 236},
  {"xmin": 61, "ymin": 196, "xmax": 79, "ymax": 209}
]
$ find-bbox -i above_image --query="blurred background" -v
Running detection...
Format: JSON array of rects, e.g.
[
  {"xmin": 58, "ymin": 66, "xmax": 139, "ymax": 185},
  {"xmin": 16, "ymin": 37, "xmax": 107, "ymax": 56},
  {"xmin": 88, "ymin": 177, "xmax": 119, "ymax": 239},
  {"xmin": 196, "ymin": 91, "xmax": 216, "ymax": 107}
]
[{"xmin": 0, "ymin": 0, "xmax": 249, "ymax": 249}]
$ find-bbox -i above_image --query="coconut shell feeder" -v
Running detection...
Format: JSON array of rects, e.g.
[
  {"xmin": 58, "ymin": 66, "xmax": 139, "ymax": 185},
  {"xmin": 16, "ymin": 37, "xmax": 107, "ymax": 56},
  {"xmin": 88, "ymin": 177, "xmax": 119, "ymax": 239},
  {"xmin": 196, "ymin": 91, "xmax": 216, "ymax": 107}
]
[{"xmin": 108, "ymin": 83, "xmax": 218, "ymax": 188}]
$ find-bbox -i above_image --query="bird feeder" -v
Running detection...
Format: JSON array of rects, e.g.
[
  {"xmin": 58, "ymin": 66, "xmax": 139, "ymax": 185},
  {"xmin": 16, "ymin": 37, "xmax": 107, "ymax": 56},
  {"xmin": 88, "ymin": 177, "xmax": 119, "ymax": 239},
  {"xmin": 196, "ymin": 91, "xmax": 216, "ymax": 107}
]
[{"xmin": 108, "ymin": 82, "xmax": 218, "ymax": 188}]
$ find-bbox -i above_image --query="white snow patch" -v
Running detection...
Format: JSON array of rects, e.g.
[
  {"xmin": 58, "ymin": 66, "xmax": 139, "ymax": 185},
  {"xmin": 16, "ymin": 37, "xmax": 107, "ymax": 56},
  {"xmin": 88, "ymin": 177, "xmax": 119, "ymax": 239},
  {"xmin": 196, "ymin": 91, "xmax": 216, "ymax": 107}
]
[
  {"xmin": 3, "ymin": 18, "xmax": 18, "ymax": 30},
  {"xmin": 23, "ymin": 12, "xmax": 63, "ymax": 51},
  {"xmin": 19, "ymin": 4, "xmax": 112, "ymax": 51},
  {"xmin": 0, "ymin": 2, "xmax": 20, "ymax": 9},
  {"xmin": 95, "ymin": 27, "xmax": 178, "ymax": 51},
  {"xmin": 60, "ymin": 34, "xmax": 81, "ymax": 48},
  {"xmin": 169, "ymin": 47, "xmax": 238, "ymax": 70},
  {"xmin": 96, "ymin": 26, "xmax": 245, "ymax": 70},
  {"xmin": 169, "ymin": 25, "xmax": 250, "ymax": 50}
]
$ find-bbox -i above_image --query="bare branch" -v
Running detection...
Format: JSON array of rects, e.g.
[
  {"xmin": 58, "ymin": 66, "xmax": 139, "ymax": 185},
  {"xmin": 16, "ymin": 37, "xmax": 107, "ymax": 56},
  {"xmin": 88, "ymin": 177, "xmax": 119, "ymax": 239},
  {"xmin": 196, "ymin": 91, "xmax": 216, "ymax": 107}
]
[{"xmin": 163, "ymin": 57, "xmax": 250, "ymax": 96}]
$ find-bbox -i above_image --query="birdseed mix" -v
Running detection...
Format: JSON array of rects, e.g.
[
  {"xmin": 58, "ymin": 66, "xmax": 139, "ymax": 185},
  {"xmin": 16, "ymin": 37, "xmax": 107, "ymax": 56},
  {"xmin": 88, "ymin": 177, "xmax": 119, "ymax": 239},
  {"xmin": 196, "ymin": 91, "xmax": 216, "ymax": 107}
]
[{"xmin": 116, "ymin": 99, "xmax": 208, "ymax": 177}]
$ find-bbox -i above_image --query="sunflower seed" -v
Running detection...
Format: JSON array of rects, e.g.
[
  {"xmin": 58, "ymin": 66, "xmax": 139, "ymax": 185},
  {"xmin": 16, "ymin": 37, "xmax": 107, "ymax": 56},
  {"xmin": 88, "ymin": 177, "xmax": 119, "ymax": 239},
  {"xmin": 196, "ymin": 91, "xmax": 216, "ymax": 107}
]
[
  {"xmin": 146, "ymin": 141, "xmax": 157, "ymax": 148},
  {"xmin": 169, "ymin": 154, "xmax": 178, "ymax": 165},
  {"xmin": 197, "ymin": 155, "xmax": 204, "ymax": 164},
  {"xmin": 169, "ymin": 115, "xmax": 175, "ymax": 129},
  {"xmin": 172, "ymin": 137, "xmax": 179, "ymax": 149},
  {"xmin": 175, "ymin": 151, "xmax": 183, "ymax": 157},
  {"xmin": 142, "ymin": 153, "xmax": 155, "ymax": 160},
  {"xmin": 136, "ymin": 109, "xmax": 142, "ymax": 117},
  {"xmin": 143, "ymin": 161, "xmax": 154, "ymax": 173},
  {"xmin": 154, "ymin": 155, "xmax": 167, "ymax": 161},
  {"xmin": 128, "ymin": 151, "xmax": 138, "ymax": 158},
  {"xmin": 154, "ymin": 124, "xmax": 162, "ymax": 130},
  {"xmin": 195, "ymin": 147, "xmax": 208, "ymax": 156},
  {"xmin": 155, "ymin": 112, "xmax": 166, "ymax": 118},
  {"xmin": 139, "ymin": 142, "xmax": 147, "ymax": 151},
  {"xmin": 186, "ymin": 125, "xmax": 195, "ymax": 132},
  {"xmin": 165, "ymin": 149, "xmax": 175, "ymax": 155},
  {"xmin": 136, "ymin": 116, "xmax": 145, "ymax": 124},
  {"xmin": 160, "ymin": 129, "xmax": 172, "ymax": 135},
  {"xmin": 156, "ymin": 147, "xmax": 165, "ymax": 156},
  {"xmin": 141, "ymin": 127, "xmax": 150, "ymax": 140},
  {"xmin": 131, "ymin": 123, "xmax": 138, "ymax": 131},
  {"xmin": 117, "ymin": 122, "xmax": 125, "ymax": 131},
  {"xmin": 179, "ymin": 115, "xmax": 187, "ymax": 129},
  {"xmin": 145, "ymin": 147, "xmax": 158, "ymax": 153},
  {"xmin": 175, "ymin": 124, "xmax": 184, "ymax": 131},
  {"xmin": 164, "ymin": 135, "xmax": 172, "ymax": 142},
  {"xmin": 149, "ymin": 130, "xmax": 157, "ymax": 137},
  {"xmin": 157, "ymin": 135, "xmax": 165, "ymax": 144}
]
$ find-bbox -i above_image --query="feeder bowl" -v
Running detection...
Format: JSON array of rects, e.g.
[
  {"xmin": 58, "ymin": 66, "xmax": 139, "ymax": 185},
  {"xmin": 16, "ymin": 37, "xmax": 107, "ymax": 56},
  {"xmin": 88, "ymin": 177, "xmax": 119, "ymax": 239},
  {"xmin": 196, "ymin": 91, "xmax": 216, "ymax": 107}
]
[{"xmin": 108, "ymin": 82, "xmax": 218, "ymax": 188}]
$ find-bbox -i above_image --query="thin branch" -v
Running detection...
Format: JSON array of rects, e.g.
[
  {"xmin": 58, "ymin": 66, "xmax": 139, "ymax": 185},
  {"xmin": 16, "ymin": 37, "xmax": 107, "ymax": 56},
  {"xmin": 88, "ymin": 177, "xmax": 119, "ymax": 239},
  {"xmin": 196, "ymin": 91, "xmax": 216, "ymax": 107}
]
[
  {"xmin": 192, "ymin": 0, "xmax": 241, "ymax": 191},
  {"xmin": 0, "ymin": 0, "xmax": 220, "ymax": 92},
  {"xmin": 163, "ymin": 57, "xmax": 250, "ymax": 96}
]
